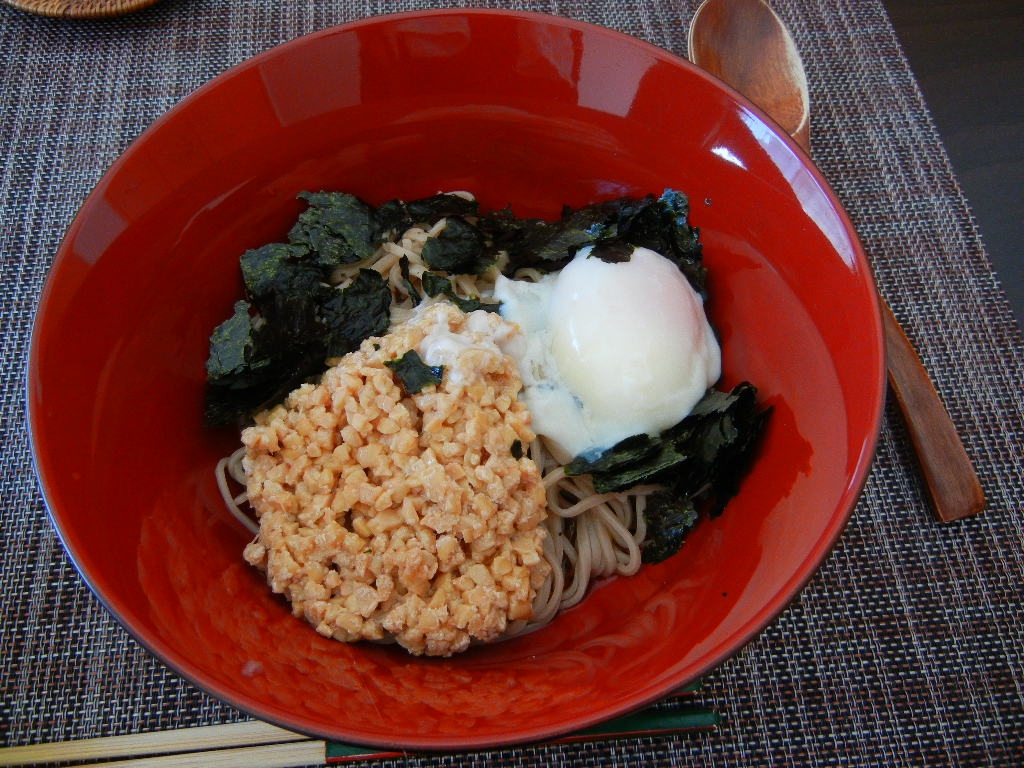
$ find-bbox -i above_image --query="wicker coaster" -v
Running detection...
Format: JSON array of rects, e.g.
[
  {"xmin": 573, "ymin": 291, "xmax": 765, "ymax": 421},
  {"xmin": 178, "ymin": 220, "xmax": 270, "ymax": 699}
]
[{"xmin": 1, "ymin": 0, "xmax": 160, "ymax": 18}]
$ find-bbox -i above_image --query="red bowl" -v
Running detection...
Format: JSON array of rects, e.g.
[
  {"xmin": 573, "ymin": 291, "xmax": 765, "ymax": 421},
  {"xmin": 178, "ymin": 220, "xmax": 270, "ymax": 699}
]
[{"xmin": 28, "ymin": 9, "xmax": 884, "ymax": 749}]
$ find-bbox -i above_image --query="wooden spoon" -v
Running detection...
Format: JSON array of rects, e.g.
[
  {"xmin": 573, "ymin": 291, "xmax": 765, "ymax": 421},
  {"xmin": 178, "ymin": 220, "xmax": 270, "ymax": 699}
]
[{"xmin": 688, "ymin": 0, "xmax": 985, "ymax": 522}]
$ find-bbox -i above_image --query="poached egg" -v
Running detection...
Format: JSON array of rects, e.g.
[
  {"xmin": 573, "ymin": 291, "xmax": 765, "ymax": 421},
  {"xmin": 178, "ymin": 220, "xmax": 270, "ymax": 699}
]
[{"xmin": 494, "ymin": 245, "xmax": 721, "ymax": 461}]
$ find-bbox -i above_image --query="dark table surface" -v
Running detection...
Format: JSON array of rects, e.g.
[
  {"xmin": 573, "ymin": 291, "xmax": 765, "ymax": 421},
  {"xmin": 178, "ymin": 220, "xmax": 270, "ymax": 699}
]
[{"xmin": 884, "ymin": 0, "xmax": 1024, "ymax": 330}]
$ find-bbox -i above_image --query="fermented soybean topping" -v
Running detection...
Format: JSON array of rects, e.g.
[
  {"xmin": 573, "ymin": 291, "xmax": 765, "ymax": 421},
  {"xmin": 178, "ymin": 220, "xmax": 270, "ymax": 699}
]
[{"xmin": 240, "ymin": 303, "xmax": 550, "ymax": 657}]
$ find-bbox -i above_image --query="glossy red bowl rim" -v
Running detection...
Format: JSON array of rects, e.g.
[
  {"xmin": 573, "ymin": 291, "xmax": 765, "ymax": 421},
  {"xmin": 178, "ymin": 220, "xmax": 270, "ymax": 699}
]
[{"xmin": 27, "ymin": 8, "xmax": 885, "ymax": 749}]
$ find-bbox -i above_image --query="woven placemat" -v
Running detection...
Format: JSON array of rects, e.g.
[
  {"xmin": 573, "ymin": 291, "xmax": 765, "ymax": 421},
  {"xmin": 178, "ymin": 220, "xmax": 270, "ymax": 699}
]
[{"xmin": 2, "ymin": 1, "xmax": 1023, "ymax": 765}]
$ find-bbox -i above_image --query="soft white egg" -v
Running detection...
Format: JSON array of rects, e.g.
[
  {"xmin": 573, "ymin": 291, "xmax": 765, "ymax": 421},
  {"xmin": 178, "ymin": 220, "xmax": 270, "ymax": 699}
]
[{"xmin": 495, "ymin": 245, "xmax": 721, "ymax": 460}]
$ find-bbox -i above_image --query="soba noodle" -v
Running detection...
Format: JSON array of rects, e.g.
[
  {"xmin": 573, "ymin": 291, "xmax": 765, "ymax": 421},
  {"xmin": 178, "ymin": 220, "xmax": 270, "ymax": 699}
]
[{"xmin": 216, "ymin": 196, "xmax": 660, "ymax": 636}]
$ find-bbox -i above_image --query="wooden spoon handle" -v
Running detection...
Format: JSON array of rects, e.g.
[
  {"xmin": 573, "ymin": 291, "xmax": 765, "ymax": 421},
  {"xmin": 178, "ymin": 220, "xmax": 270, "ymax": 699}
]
[{"xmin": 881, "ymin": 298, "xmax": 985, "ymax": 521}]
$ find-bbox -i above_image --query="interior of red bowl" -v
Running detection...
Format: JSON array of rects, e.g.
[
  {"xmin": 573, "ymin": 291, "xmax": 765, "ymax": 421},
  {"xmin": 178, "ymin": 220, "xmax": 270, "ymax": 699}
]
[{"xmin": 27, "ymin": 9, "xmax": 884, "ymax": 749}]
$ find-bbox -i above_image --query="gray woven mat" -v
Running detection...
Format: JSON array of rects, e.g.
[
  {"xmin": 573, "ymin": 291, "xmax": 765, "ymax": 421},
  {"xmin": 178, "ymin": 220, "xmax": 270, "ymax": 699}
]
[{"xmin": 2, "ymin": 1, "xmax": 1023, "ymax": 765}]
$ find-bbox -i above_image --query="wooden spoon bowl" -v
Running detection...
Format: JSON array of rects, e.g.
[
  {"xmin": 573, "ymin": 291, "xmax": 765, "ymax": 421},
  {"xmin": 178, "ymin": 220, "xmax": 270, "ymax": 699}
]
[{"xmin": 689, "ymin": 0, "xmax": 810, "ymax": 149}]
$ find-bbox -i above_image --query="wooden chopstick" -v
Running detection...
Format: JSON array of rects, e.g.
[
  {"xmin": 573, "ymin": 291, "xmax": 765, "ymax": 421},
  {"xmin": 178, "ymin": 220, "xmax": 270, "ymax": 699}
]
[
  {"xmin": 0, "ymin": 687, "xmax": 715, "ymax": 767},
  {"xmin": 42, "ymin": 707, "xmax": 718, "ymax": 767},
  {"xmin": 89, "ymin": 740, "xmax": 340, "ymax": 767},
  {"xmin": 0, "ymin": 721, "xmax": 305, "ymax": 767}
]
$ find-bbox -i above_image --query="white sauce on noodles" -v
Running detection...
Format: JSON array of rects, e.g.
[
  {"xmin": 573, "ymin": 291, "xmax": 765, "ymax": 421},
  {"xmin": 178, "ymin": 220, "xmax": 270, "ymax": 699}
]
[{"xmin": 415, "ymin": 301, "xmax": 521, "ymax": 386}]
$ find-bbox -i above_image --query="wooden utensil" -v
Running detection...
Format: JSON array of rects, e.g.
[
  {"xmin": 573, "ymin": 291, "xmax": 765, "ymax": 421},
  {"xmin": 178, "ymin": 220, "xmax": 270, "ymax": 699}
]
[
  {"xmin": 0, "ymin": 690, "xmax": 717, "ymax": 766},
  {"xmin": 688, "ymin": 0, "xmax": 985, "ymax": 522}
]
